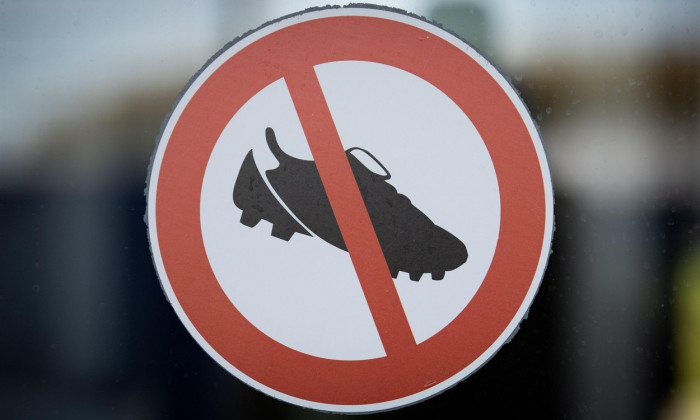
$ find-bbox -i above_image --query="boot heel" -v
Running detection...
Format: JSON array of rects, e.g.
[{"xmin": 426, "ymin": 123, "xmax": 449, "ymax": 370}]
[
  {"xmin": 271, "ymin": 223, "xmax": 295, "ymax": 241},
  {"xmin": 240, "ymin": 210, "xmax": 262, "ymax": 227},
  {"xmin": 233, "ymin": 150, "xmax": 310, "ymax": 240}
]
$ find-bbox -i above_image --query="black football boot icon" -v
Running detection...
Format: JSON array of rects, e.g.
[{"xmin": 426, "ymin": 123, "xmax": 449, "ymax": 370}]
[{"xmin": 233, "ymin": 127, "xmax": 468, "ymax": 281}]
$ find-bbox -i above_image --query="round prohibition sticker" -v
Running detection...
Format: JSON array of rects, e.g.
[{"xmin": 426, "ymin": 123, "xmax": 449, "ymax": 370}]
[{"xmin": 147, "ymin": 5, "xmax": 553, "ymax": 413}]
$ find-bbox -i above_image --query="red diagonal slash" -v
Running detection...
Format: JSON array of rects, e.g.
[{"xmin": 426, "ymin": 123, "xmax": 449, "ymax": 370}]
[{"xmin": 285, "ymin": 67, "xmax": 416, "ymax": 355}]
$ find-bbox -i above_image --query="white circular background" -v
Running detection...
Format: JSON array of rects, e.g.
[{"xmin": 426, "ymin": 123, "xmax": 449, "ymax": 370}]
[{"xmin": 200, "ymin": 60, "xmax": 501, "ymax": 361}]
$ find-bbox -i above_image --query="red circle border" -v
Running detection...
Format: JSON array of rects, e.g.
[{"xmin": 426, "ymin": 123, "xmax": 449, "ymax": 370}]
[{"xmin": 151, "ymin": 12, "xmax": 549, "ymax": 408}]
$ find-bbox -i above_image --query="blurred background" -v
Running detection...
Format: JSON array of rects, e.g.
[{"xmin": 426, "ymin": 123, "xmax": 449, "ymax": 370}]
[{"xmin": 1, "ymin": 0, "xmax": 699, "ymax": 418}]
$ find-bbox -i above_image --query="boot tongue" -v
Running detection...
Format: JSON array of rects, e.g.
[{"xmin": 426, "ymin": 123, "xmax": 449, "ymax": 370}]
[{"xmin": 346, "ymin": 147, "xmax": 391, "ymax": 180}]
